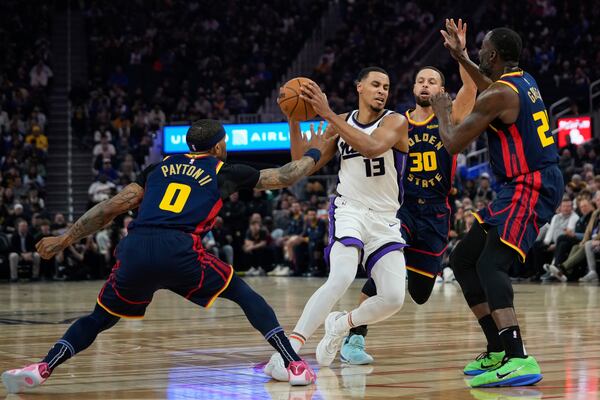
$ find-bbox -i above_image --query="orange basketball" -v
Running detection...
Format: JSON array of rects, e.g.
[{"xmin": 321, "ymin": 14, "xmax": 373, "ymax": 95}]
[{"xmin": 277, "ymin": 77, "xmax": 318, "ymax": 121}]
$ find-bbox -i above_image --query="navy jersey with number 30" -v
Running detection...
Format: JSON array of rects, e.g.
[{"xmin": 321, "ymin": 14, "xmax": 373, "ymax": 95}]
[{"xmin": 403, "ymin": 111, "xmax": 456, "ymax": 201}]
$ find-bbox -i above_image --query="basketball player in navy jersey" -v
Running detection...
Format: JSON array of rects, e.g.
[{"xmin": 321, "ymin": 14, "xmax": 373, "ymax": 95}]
[
  {"xmin": 340, "ymin": 19, "xmax": 477, "ymax": 365},
  {"xmin": 1, "ymin": 119, "xmax": 332, "ymax": 393},
  {"xmin": 430, "ymin": 21, "xmax": 563, "ymax": 387}
]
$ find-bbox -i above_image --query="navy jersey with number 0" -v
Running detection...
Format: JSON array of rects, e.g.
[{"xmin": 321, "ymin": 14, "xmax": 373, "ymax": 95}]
[
  {"xmin": 403, "ymin": 111, "xmax": 456, "ymax": 201},
  {"xmin": 129, "ymin": 154, "xmax": 260, "ymax": 236},
  {"xmin": 486, "ymin": 70, "xmax": 559, "ymax": 181}
]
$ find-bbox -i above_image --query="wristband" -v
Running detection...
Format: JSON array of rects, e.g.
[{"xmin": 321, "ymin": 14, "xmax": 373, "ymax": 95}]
[{"xmin": 303, "ymin": 148, "xmax": 322, "ymax": 164}]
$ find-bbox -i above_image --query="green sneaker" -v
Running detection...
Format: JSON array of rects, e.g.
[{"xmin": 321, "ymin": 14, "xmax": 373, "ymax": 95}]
[
  {"xmin": 469, "ymin": 356, "xmax": 543, "ymax": 387},
  {"xmin": 464, "ymin": 351, "xmax": 505, "ymax": 376}
]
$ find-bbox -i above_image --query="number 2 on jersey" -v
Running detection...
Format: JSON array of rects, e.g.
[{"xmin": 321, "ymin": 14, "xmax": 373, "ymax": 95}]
[
  {"xmin": 159, "ymin": 183, "xmax": 191, "ymax": 213},
  {"xmin": 533, "ymin": 110, "xmax": 554, "ymax": 147}
]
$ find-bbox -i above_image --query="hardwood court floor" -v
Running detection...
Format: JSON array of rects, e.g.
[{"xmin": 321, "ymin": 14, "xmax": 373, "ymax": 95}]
[{"xmin": 0, "ymin": 277, "xmax": 599, "ymax": 399}]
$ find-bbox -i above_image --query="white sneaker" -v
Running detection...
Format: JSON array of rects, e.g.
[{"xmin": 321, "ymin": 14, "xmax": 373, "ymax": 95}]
[
  {"xmin": 246, "ymin": 267, "xmax": 258, "ymax": 276},
  {"xmin": 435, "ymin": 275, "xmax": 443, "ymax": 284},
  {"xmin": 275, "ymin": 266, "xmax": 291, "ymax": 276},
  {"xmin": 443, "ymin": 267, "xmax": 455, "ymax": 282},
  {"xmin": 264, "ymin": 352, "xmax": 289, "ymax": 381},
  {"xmin": 268, "ymin": 265, "xmax": 283, "ymax": 276},
  {"xmin": 256, "ymin": 267, "xmax": 266, "ymax": 276},
  {"xmin": 2, "ymin": 362, "xmax": 50, "ymax": 394},
  {"xmin": 549, "ymin": 264, "xmax": 567, "ymax": 282},
  {"xmin": 316, "ymin": 311, "xmax": 348, "ymax": 367},
  {"xmin": 542, "ymin": 263, "xmax": 552, "ymax": 273},
  {"xmin": 579, "ymin": 270, "xmax": 599, "ymax": 282}
]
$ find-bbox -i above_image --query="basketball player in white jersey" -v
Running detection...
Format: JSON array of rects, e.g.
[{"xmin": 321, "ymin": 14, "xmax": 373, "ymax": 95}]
[{"xmin": 265, "ymin": 67, "xmax": 409, "ymax": 380}]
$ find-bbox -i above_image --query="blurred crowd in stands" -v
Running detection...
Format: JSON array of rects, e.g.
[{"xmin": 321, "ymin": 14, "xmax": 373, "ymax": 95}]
[
  {"xmin": 0, "ymin": 1, "xmax": 53, "ymax": 281},
  {"xmin": 1, "ymin": 0, "xmax": 599, "ymax": 284}
]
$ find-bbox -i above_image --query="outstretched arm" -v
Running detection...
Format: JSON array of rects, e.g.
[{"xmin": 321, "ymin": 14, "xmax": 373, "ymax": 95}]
[
  {"xmin": 256, "ymin": 123, "xmax": 335, "ymax": 189},
  {"xmin": 441, "ymin": 18, "xmax": 493, "ymax": 92},
  {"xmin": 36, "ymin": 183, "xmax": 144, "ymax": 259},
  {"xmin": 431, "ymin": 84, "xmax": 514, "ymax": 154},
  {"xmin": 289, "ymin": 118, "xmax": 339, "ymax": 175},
  {"xmin": 449, "ymin": 19, "xmax": 478, "ymax": 123},
  {"xmin": 255, "ymin": 156, "xmax": 319, "ymax": 190}
]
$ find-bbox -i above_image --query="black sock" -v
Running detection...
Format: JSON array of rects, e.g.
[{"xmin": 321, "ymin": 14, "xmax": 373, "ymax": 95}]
[
  {"xmin": 265, "ymin": 327, "xmax": 302, "ymax": 367},
  {"xmin": 42, "ymin": 305, "xmax": 119, "ymax": 371},
  {"xmin": 478, "ymin": 314, "xmax": 503, "ymax": 353},
  {"xmin": 498, "ymin": 325, "xmax": 526, "ymax": 358},
  {"xmin": 349, "ymin": 325, "xmax": 368, "ymax": 338}
]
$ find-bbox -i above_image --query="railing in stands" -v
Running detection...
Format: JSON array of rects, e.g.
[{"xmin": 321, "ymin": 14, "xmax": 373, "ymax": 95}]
[
  {"xmin": 548, "ymin": 97, "xmax": 572, "ymax": 133},
  {"xmin": 590, "ymin": 79, "xmax": 600, "ymax": 114}
]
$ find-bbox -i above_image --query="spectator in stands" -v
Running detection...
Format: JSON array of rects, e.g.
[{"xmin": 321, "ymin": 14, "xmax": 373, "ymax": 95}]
[
  {"xmin": 29, "ymin": 60, "xmax": 53, "ymax": 89},
  {"xmin": 221, "ymin": 192, "xmax": 247, "ymax": 250},
  {"xmin": 9, "ymin": 219, "xmax": 40, "ymax": 282},
  {"xmin": 243, "ymin": 213, "xmax": 271, "ymax": 276},
  {"xmin": 549, "ymin": 192, "xmax": 600, "ymax": 282},
  {"xmin": 34, "ymin": 220, "xmax": 56, "ymax": 279},
  {"xmin": 88, "ymin": 174, "xmax": 115, "ymax": 208},
  {"xmin": 535, "ymin": 197, "xmax": 580, "ymax": 280},
  {"xmin": 247, "ymin": 189, "xmax": 270, "ymax": 218},
  {"xmin": 25, "ymin": 125, "xmax": 48, "ymax": 156},
  {"xmin": 96, "ymin": 159, "xmax": 119, "ymax": 183},
  {"xmin": 211, "ymin": 216, "xmax": 234, "ymax": 266},
  {"xmin": 50, "ymin": 213, "xmax": 67, "ymax": 236},
  {"xmin": 548, "ymin": 197, "xmax": 594, "ymax": 268},
  {"xmin": 300, "ymin": 207, "xmax": 327, "ymax": 277},
  {"xmin": 474, "ymin": 172, "xmax": 495, "ymax": 204}
]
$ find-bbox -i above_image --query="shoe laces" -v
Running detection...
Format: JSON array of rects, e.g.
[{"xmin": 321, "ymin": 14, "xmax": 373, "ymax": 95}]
[{"xmin": 475, "ymin": 352, "xmax": 492, "ymax": 361}]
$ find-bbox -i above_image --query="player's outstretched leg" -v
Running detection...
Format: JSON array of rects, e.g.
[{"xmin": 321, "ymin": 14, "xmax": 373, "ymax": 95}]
[
  {"xmin": 468, "ymin": 228, "xmax": 541, "ymax": 388},
  {"xmin": 449, "ymin": 224, "xmax": 505, "ymax": 376},
  {"xmin": 2, "ymin": 304, "xmax": 120, "ymax": 394},
  {"xmin": 219, "ymin": 275, "xmax": 315, "ymax": 385},
  {"xmin": 318, "ymin": 250, "xmax": 406, "ymax": 367}
]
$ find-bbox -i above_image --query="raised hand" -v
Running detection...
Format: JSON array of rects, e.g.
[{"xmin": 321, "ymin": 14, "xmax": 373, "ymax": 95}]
[
  {"xmin": 441, "ymin": 18, "xmax": 468, "ymax": 60},
  {"xmin": 305, "ymin": 121, "xmax": 338, "ymax": 155}
]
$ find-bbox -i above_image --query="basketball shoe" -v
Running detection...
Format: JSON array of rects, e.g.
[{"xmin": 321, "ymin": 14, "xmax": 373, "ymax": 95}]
[
  {"xmin": 316, "ymin": 311, "xmax": 348, "ymax": 366},
  {"xmin": 265, "ymin": 353, "xmax": 291, "ymax": 381},
  {"xmin": 464, "ymin": 351, "xmax": 505, "ymax": 376},
  {"xmin": 288, "ymin": 360, "xmax": 316, "ymax": 386},
  {"xmin": 469, "ymin": 356, "xmax": 542, "ymax": 387},
  {"xmin": 2, "ymin": 362, "xmax": 50, "ymax": 394},
  {"xmin": 265, "ymin": 353, "xmax": 316, "ymax": 385},
  {"xmin": 340, "ymin": 334, "xmax": 373, "ymax": 365}
]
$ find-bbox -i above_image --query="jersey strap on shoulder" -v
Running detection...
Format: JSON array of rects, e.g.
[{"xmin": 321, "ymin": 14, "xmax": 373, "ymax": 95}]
[{"xmin": 495, "ymin": 80, "xmax": 519, "ymax": 94}]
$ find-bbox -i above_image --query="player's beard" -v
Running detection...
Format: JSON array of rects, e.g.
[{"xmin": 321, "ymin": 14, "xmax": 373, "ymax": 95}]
[
  {"xmin": 415, "ymin": 95, "xmax": 431, "ymax": 107},
  {"xmin": 369, "ymin": 104, "xmax": 384, "ymax": 112},
  {"xmin": 479, "ymin": 60, "xmax": 493, "ymax": 78}
]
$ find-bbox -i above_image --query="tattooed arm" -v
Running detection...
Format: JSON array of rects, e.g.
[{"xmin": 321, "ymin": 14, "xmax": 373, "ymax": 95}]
[
  {"xmin": 254, "ymin": 156, "xmax": 317, "ymax": 190},
  {"xmin": 36, "ymin": 183, "xmax": 144, "ymax": 259}
]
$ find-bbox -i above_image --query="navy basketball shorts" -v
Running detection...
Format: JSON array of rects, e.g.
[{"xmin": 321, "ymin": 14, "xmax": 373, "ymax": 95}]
[
  {"xmin": 474, "ymin": 165, "xmax": 564, "ymax": 262},
  {"xmin": 399, "ymin": 200, "xmax": 450, "ymax": 278},
  {"xmin": 97, "ymin": 228, "xmax": 233, "ymax": 319}
]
